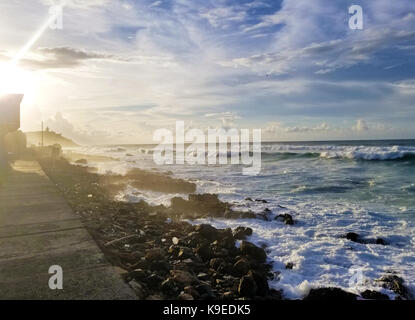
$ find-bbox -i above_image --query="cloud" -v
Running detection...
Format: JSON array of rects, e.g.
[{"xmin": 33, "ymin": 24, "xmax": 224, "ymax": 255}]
[
  {"xmin": 17, "ymin": 47, "xmax": 128, "ymax": 69},
  {"xmin": 353, "ymin": 119, "xmax": 369, "ymax": 132}
]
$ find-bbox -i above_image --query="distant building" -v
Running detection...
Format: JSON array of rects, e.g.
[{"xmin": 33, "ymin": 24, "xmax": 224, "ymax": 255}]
[{"xmin": 0, "ymin": 94, "xmax": 24, "ymax": 133}]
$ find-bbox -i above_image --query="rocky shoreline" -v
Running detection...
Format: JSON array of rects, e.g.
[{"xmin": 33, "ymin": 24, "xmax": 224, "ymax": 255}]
[{"xmin": 38, "ymin": 157, "xmax": 412, "ymax": 300}]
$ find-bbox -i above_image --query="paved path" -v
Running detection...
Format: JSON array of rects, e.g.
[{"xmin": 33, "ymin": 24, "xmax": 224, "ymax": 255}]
[{"xmin": 0, "ymin": 159, "xmax": 136, "ymax": 299}]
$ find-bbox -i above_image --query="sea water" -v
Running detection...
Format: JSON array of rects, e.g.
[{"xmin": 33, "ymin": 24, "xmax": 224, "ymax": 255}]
[{"xmin": 73, "ymin": 140, "xmax": 415, "ymax": 299}]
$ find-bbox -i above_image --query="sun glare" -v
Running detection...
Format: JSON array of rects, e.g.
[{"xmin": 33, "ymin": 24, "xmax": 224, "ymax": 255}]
[{"xmin": 0, "ymin": 63, "xmax": 34, "ymax": 96}]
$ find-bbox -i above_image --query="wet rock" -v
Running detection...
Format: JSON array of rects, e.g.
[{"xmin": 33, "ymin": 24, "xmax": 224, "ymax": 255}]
[
  {"xmin": 345, "ymin": 232, "xmax": 360, "ymax": 242},
  {"xmin": 377, "ymin": 275, "xmax": 412, "ymax": 299},
  {"xmin": 233, "ymin": 258, "xmax": 250, "ymax": 277},
  {"xmin": 195, "ymin": 224, "xmax": 220, "ymax": 241},
  {"xmin": 221, "ymin": 291, "xmax": 235, "ymax": 300},
  {"xmin": 248, "ymin": 270, "xmax": 269, "ymax": 296},
  {"xmin": 146, "ymin": 273, "xmax": 164, "ymax": 288},
  {"xmin": 304, "ymin": 288, "xmax": 358, "ymax": 301},
  {"xmin": 145, "ymin": 248, "xmax": 165, "ymax": 261},
  {"xmin": 285, "ymin": 262, "xmax": 294, "ymax": 270},
  {"xmin": 146, "ymin": 294, "xmax": 164, "ymax": 300},
  {"xmin": 178, "ymin": 247, "xmax": 194, "ymax": 259},
  {"xmin": 275, "ymin": 214, "xmax": 294, "ymax": 225},
  {"xmin": 238, "ymin": 274, "xmax": 257, "ymax": 297},
  {"xmin": 161, "ymin": 278, "xmax": 179, "ymax": 295},
  {"xmin": 360, "ymin": 290, "xmax": 389, "ymax": 300},
  {"xmin": 233, "ymin": 227, "xmax": 253, "ymax": 240},
  {"xmin": 178, "ymin": 293, "xmax": 194, "ymax": 300},
  {"xmin": 170, "ymin": 270, "xmax": 196, "ymax": 287},
  {"xmin": 184, "ymin": 286, "xmax": 201, "ymax": 299},
  {"xmin": 376, "ymin": 238, "xmax": 387, "ymax": 245},
  {"xmin": 210, "ymin": 258, "xmax": 225, "ymax": 271},
  {"xmin": 255, "ymin": 199, "xmax": 268, "ymax": 203},
  {"xmin": 245, "ymin": 197, "xmax": 253, "ymax": 202},
  {"xmin": 129, "ymin": 268, "xmax": 147, "ymax": 281},
  {"xmin": 195, "ymin": 244, "xmax": 213, "ymax": 261},
  {"xmin": 240, "ymin": 241, "xmax": 267, "ymax": 263}
]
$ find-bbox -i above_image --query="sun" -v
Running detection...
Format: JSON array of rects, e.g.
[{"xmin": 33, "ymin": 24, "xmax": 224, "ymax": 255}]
[{"xmin": 0, "ymin": 63, "xmax": 34, "ymax": 95}]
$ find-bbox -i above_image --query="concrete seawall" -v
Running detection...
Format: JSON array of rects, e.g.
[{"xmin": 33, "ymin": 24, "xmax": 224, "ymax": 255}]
[{"xmin": 0, "ymin": 159, "xmax": 136, "ymax": 299}]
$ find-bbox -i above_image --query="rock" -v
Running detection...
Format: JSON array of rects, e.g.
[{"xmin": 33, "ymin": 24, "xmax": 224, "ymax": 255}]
[
  {"xmin": 178, "ymin": 247, "xmax": 193, "ymax": 259},
  {"xmin": 221, "ymin": 291, "xmax": 235, "ymax": 300},
  {"xmin": 146, "ymin": 273, "xmax": 164, "ymax": 287},
  {"xmin": 145, "ymin": 248, "xmax": 164, "ymax": 261},
  {"xmin": 240, "ymin": 241, "xmax": 267, "ymax": 263},
  {"xmin": 128, "ymin": 280, "xmax": 145, "ymax": 299},
  {"xmin": 275, "ymin": 213, "xmax": 294, "ymax": 225},
  {"xmin": 377, "ymin": 275, "xmax": 412, "ymax": 299},
  {"xmin": 248, "ymin": 270, "xmax": 269, "ymax": 296},
  {"xmin": 376, "ymin": 238, "xmax": 387, "ymax": 245},
  {"xmin": 161, "ymin": 278, "xmax": 178, "ymax": 295},
  {"xmin": 170, "ymin": 270, "xmax": 196, "ymax": 286},
  {"xmin": 245, "ymin": 197, "xmax": 253, "ymax": 202},
  {"xmin": 178, "ymin": 293, "xmax": 194, "ymax": 300},
  {"xmin": 360, "ymin": 290, "xmax": 389, "ymax": 300},
  {"xmin": 184, "ymin": 286, "xmax": 201, "ymax": 299},
  {"xmin": 238, "ymin": 274, "xmax": 257, "ymax": 297},
  {"xmin": 233, "ymin": 227, "xmax": 253, "ymax": 240},
  {"xmin": 195, "ymin": 244, "xmax": 213, "ymax": 261},
  {"xmin": 304, "ymin": 288, "xmax": 358, "ymax": 300},
  {"xmin": 113, "ymin": 266, "xmax": 129, "ymax": 281},
  {"xmin": 285, "ymin": 262, "xmax": 294, "ymax": 270},
  {"xmin": 345, "ymin": 232, "xmax": 360, "ymax": 242},
  {"xmin": 129, "ymin": 268, "xmax": 146, "ymax": 281},
  {"xmin": 233, "ymin": 258, "xmax": 250, "ymax": 277},
  {"xmin": 195, "ymin": 224, "xmax": 220, "ymax": 241},
  {"xmin": 210, "ymin": 258, "xmax": 225, "ymax": 271},
  {"xmin": 255, "ymin": 199, "xmax": 268, "ymax": 203},
  {"xmin": 75, "ymin": 159, "xmax": 88, "ymax": 165},
  {"xmin": 197, "ymin": 273, "xmax": 210, "ymax": 281}
]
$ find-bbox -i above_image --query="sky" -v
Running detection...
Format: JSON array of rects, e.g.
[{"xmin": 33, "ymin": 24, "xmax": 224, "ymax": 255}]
[{"xmin": 0, "ymin": 0, "xmax": 415, "ymax": 144}]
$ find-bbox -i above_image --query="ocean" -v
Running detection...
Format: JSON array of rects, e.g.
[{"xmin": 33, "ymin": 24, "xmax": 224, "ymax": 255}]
[{"xmin": 72, "ymin": 139, "xmax": 415, "ymax": 299}]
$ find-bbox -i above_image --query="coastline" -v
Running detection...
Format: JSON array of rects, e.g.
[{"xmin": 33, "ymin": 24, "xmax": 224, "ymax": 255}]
[{"xmin": 38, "ymin": 156, "xmax": 413, "ymax": 300}]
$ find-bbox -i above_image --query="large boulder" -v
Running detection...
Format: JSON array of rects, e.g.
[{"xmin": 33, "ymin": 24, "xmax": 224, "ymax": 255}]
[
  {"xmin": 238, "ymin": 274, "xmax": 257, "ymax": 297},
  {"xmin": 240, "ymin": 241, "xmax": 267, "ymax": 263}
]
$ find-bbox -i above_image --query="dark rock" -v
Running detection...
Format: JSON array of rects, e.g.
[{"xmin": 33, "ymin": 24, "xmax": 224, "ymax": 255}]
[
  {"xmin": 304, "ymin": 288, "xmax": 358, "ymax": 301},
  {"xmin": 360, "ymin": 290, "xmax": 390, "ymax": 300},
  {"xmin": 377, "ymin": 275, "xmax": 412, "ymax": 299},
  {"xmin": 248, "ymin": 270, "xmax": 269, "ymax": 296},
  {"xmin": 129, "ymin": 268, "xmax": 147, "ymax": 281},
  {"xmin": 178, "ymin": 247, "xmax": 193, "ymax": 259},
  {"xmin": 195, "ymin": 244, "xmax": 213, "ymax": 261},
  {"xmin": 195, "ymin": 224, "xmax": 220, "ymax": 241},
  {"xmin": 346, "ymin": 232, "xmax": 360, "ymax": 242},
  {"xmin": 210, "ymin": 258, "xmax": 225, "ymax": 271},
  {"xmin": 285, "ymin": 262, "xmax": 294, "ymax": 270},
  {"xmin": 184, "ymin": 286, "xmax": 201, "ymax": 299},
  {"xmin": 275, "ymin": 214, "xmax": 294, "ymax": 225},
  {"xmin": 221, "ymin": 291, "xmax": 235, "ymax": 300},
  {"xmin": 170, "ymin": 270, "xmax": 196, "ymax": 287},
  {"xmin": 255, "ymin": 199, "xmax": 268, "ymax": 203},
  {"xmin": 376, "ymin": 238, "xmax": 387, "ymax": 245},
  {"xmin": 233, "ymin": 258, "xmax": 251, "ymax": 277},
  {"xmin": 233, "ymin": 227, "xmax": 253, "ymax": 240},
  {"xmin": 240, "ymin": 241, "xmax": 267, "ymax": 263},
  {"xmin": 145, "ymin": 273, "xmax": 164, "ymax": 288},
  {"xmin": 161, "ymin": 278, "xmax": 178, "ymax": 295},
  {"xmin": 178, "ymin": 293, "xmax": 194, "ymax": 300},
  {"xmin": 238, "ymin": 274, "xmax": 257, "ymax": 297},
  {"xmin": 145, "ymin": 248, "xmax": 164, "ymax": 261}
]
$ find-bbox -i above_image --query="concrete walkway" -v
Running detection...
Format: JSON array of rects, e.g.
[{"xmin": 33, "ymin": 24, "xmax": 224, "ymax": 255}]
[{"xmin": 0, "ymin": 159, "xmax": 136, "ymax": 300}]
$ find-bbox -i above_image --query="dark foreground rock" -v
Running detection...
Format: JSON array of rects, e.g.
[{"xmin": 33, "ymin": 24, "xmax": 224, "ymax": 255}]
[
  {"xmin": 304, "ymin": 288, "xmax": 358, "ymax": 301},
  {"xmin": 38, "ymin": 158, "xmax": 280, "ymax": 300}
]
